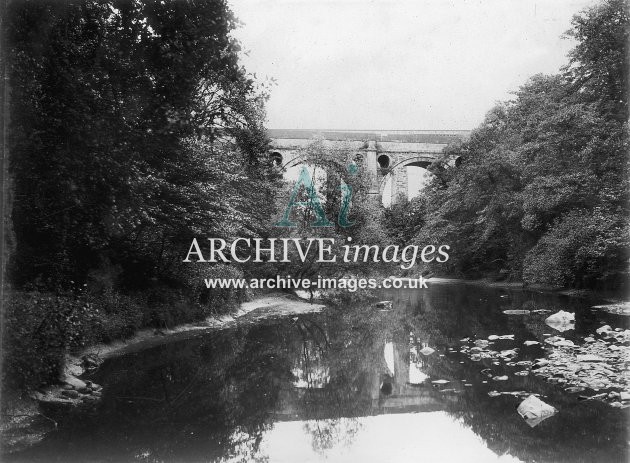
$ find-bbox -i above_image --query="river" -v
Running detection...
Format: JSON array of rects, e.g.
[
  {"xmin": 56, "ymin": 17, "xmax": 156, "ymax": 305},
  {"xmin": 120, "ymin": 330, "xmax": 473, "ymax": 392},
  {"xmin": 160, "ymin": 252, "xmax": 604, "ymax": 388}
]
[{"xmin": 6, "ymin": 283, "xmax": 629, "ymax": 462}]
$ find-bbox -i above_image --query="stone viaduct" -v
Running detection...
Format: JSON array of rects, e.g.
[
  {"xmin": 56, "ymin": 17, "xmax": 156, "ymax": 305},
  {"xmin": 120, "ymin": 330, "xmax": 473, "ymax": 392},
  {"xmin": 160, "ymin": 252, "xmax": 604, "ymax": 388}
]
[{"xmin": 268, "ymin": 129, "xmax": 470, "ymax": 204}]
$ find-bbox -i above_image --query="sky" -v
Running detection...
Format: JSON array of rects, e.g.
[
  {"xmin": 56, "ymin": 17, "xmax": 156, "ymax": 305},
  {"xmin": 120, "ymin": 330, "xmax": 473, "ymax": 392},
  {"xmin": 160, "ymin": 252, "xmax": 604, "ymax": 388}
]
[
  {"xmin": 257, "ymin": 413, "xmax": 523, "ymax": 463},
  {"xmin": 229, "ymin": 0, "xmax": 596, "ymax": 131}
]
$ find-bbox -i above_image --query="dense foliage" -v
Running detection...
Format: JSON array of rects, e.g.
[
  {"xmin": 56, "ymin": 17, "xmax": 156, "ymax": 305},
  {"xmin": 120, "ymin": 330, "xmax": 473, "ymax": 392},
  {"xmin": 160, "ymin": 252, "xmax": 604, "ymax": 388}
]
[
  {"xmin": 411, "ymin": 0, "xmax": 629, "ymax": 289},
  {"xmin": 7, "ymin": 0, "xmax": 278, "ymax": 291},
  {"xmin": 4, "ymin": 0, "xmax": 281, "ymax": 388}
]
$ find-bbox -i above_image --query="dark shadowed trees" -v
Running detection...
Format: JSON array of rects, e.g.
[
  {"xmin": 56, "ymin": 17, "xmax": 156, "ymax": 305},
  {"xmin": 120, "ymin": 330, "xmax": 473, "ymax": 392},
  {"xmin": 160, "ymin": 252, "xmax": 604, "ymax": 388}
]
[
  {"xmin": 407, "ymin": 0, "xmax": 628, "ymax": 288},
  {"xmin": 7, "ymin": 0, "xmax": 280, "ymax": 293}
]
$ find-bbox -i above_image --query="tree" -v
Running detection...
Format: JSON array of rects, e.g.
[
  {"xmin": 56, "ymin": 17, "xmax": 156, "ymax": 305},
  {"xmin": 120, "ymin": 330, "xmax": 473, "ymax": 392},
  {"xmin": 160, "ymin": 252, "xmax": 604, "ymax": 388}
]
[
  {"xmin": 401, "ymin": 0, "xmax": 629, "ymax": 288},
  {"xmin": 7, "ymin": 0, "xmax": 280, "ymax": 296},
  {"xmin": 262, "ymin": 139, "xmax": 389, "ymax": 283}
]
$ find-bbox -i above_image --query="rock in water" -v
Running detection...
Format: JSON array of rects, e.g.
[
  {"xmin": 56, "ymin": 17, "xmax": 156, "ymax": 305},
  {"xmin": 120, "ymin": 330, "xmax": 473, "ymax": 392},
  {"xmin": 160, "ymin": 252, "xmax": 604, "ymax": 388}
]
[
  {"xmin": 63, "ymin": 376, "xmax": 86, "ymax": 390},
  {"xmin": 596, "ymin": 325, "xmax": 612, "ymax": 335},
  {"xmin": 545, "ymin": 310, "xmax": 575, "ymax": 324},
  {"xmin": 431, "ymin": 379, "xmax": 449, "ymax": 385},
  {"xmin": 475, "ymin": 339, "xmax": 490, "ymax": 348},
  {"xmin": 419, "ymin": 346, "xmax": 435, "ymax": 356},
  {"xmin": 577, "ymin": 354, "xmax": 605, "ymax": 362},
  {"xmin": 545, "ymin": 311, "xmax": 575, "ymax": 332},
  {"xmin": 591, "ymin": 303, "xmax": 630, "ymax": 316},
  {"xmin": 554, "ymin": 339, "xmax": 575, "ymax": 347},
  {"xmin": 517, "ymin": 395, "xmax": 558, "ymax": 428}
]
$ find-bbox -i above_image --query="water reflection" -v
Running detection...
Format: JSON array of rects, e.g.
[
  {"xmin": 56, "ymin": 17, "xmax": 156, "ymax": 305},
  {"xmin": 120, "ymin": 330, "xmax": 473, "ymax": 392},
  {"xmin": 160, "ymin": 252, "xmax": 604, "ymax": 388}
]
[
  {"xmin": 256, "ymin": 414, "xmax": 523, "ymax": 463},
  {"xmin": 6, "ymin": 284, "xmax": 629, "ymax": 463}
]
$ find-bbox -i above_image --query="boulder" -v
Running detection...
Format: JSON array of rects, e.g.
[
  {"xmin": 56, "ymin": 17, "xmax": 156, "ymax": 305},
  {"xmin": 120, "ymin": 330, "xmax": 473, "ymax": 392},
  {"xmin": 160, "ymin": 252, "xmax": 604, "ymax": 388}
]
[
  {"xmin": 517, "ymin": 395, "xmax": 557, "ymax": 427},
  {"xmin": 545, "ymin": 310, "xmax": 575, "ymax": 324},
  {"xmin": 554, "ymin": 339, "xmax": 575, "ymax": 347},
  {"xmin": 596, "ymin": 325, "xmax": 612, "ymax": 335},
  {"xmin": 62, "ymin": 376, "xmax": 86, "ymax": 390},
  {"xmin": 545, "ymin": 311, "xmax": 575, "ymax": 332}
]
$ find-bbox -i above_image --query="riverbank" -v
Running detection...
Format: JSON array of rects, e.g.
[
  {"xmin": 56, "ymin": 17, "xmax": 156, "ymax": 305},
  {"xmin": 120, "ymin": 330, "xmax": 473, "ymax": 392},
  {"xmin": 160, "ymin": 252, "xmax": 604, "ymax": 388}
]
[
  {"xmin": 1, "ymin": 292, "xmax": 326, "ymax": 454},
  {"xmin": 73, "ymin": 291, "xmax": 327, "ymax": 361},
  {"xmin": 425, "ymin": 277, "xmax": 629, "ymax": 303}
]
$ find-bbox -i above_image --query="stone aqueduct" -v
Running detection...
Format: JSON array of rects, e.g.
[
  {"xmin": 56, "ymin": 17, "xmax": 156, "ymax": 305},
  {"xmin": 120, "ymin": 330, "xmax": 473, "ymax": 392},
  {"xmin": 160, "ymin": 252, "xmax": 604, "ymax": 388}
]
[{"xmin": 268, "ymin": 129, "xmax": 470, "ymax": 204}]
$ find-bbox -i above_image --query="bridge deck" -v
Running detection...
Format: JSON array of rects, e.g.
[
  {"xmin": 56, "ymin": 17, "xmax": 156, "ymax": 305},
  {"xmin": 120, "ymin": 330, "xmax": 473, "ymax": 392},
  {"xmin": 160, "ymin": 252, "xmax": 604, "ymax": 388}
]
[{"xmin": 268, "ymin": 129, "xmax": 470, "ymax": 144}]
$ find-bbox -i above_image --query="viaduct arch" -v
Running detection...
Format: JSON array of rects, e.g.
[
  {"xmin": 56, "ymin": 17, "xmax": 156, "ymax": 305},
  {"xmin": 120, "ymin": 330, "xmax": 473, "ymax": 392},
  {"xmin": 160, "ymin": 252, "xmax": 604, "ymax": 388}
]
[{"xmin": 269, "ymin": 129, "xmax": 470, "ymax": 205}]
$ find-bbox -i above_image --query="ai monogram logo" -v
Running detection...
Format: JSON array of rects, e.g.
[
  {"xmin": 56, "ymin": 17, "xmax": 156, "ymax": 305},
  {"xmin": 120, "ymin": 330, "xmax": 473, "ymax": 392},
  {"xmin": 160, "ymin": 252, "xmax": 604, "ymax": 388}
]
[{"xmin": 275, "ymin": 162, "xmax": 358, "ymax": 228}]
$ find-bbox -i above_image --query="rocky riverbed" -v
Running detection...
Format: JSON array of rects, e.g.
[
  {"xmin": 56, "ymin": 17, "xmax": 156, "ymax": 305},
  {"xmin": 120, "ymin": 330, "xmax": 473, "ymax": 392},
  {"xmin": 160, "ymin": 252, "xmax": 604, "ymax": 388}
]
[{"xmin": 458, "ymin": 309, "xmax": 630, "ymax": 409}]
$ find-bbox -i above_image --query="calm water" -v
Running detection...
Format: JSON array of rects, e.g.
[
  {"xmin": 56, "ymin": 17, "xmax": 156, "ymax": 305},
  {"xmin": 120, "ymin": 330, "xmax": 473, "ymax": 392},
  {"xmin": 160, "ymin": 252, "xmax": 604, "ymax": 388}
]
[{"xmin": 7, "ymin": 284, "xmax": 630, "ymax": 462}]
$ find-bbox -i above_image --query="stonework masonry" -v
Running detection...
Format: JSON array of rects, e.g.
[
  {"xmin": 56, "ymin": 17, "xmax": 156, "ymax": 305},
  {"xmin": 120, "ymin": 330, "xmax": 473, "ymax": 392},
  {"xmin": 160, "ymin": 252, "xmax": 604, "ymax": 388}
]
[{"xmin": 269, "ymin": 129, "xmax": 470, "ymax": 205}]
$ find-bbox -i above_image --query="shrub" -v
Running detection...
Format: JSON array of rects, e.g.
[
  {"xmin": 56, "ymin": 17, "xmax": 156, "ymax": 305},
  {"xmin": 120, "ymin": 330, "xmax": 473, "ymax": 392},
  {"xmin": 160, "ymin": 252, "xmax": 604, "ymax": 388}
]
[
  {"xmin": 2, "ymin": 290, "xmax": 94, "ymax": 389},
  {"xmin": 87, "ymin": 289, "xmax": 144, "ymax": 343},
  {"xmin": 523, "ymin": 209, "xmax": 629, "ymax": 288},
  {"xmin": 2, "ymin": 280, "xmax": 248, "ymax": 391}
]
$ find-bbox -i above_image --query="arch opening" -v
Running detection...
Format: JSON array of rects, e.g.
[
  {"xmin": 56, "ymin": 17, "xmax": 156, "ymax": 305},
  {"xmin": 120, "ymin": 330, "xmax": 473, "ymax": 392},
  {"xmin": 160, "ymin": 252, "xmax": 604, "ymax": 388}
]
[
  {"xmin": 377, "ymin": 154, "xmax": 391, "ymax": 169},
  {"xmin": 380, "ymin": 163, "xmax": 435, "ymax": 208},
  {"xmin": 270, "ymin": 151, "xmax": 283, "ymax": 166},
  {"xmin": 407, "ymin": 165, "xmax": 434, "ymax": 200}
]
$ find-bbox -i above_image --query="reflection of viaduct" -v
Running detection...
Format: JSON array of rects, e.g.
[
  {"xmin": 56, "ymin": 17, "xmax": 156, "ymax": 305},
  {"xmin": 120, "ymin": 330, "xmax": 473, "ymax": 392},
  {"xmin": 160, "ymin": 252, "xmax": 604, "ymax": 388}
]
[
  {"xmin": 275, "ymin": 330, "xmax": 450, "ymax": 421},
  {"xmin": 269, "ymin": 129, "xmax": 470, "ymax": 204}
]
